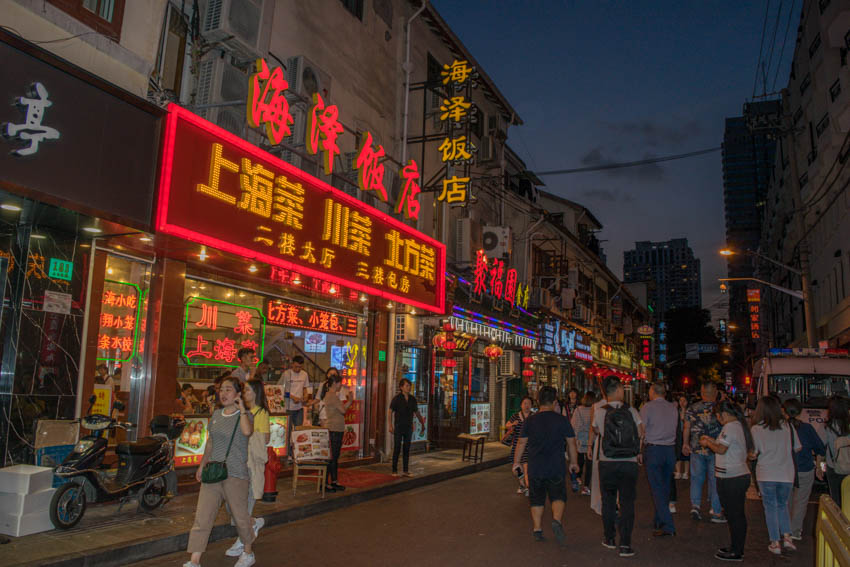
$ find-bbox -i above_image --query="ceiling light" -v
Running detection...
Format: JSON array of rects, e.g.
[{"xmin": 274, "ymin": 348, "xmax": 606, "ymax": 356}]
[
  {"xmin": 238, "ymin": 292, "xmax": 246, "ymax": 298},
  {"xmin": 139, "ymin": 236, "xmax": 152, "ymax": 242},
  {"xmin": 225, "ymin": 291, "xmax": 232, "ymax": 298},
  {"xmin": 292, "ymin": 277, "xmax": 301, "ymax": 285},
  {"xmin": 83, "ymin": 227, "xmax": 102, "ymax": 234},
  {"xmin": 79, "ymin": 243, "xmax": 91, "ymax": 248},
  {"xmin": 199, "ymin": 284, "xmax": 205, "ymax": 290},
  {"xmin": 30, "ymin": 234, "xmax": 46, "ymax": 240},
  {"xmin": 1, "ymin": 203, "xmax": 21, "ymax": 211},
  {"xmin": 248, "ymin": 264, "xmax": 258, "ymax": 273},
  {"xmin": 107, "ymin": 267, "xmax": 114, "ymax": 275},
  {"xmin": 410, "ymin": 309, "xmax": 417, "ymax": 315},
  {"xmin": 329, "ymin": 285, "xmax": 337, "ymax": 294},
  {"xmin": 359, "ymin": 294, "xmax": 368, "ymax": 302},
  {"xmin": 199, "ymin": 247, "xmax": 207, "ymax": 261},
  {"xmin": 387, "ymin": 301, "xmax": 394, "ymax": 309}
]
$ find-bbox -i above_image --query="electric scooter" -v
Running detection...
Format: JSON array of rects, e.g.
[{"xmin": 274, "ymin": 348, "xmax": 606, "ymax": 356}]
[{"xmin": 49, "ymin": 395, "xmax": 185, "ymax": 529}]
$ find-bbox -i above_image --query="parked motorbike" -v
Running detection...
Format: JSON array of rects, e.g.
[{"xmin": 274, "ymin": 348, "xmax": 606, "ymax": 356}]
[{"xmin": 49, "ymin": 396, "xmax": 185, "ymax": 529}]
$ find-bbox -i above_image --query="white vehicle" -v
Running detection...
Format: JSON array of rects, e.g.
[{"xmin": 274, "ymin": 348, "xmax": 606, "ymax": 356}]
[{"xmin": 755, "ymin": 348, "xmax": 850, "ymax": 440}]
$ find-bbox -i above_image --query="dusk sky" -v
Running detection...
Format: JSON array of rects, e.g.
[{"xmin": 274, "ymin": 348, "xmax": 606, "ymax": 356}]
[{"xmin": 434, "ymin": 0, "xmax": 796, "ymax": 320}]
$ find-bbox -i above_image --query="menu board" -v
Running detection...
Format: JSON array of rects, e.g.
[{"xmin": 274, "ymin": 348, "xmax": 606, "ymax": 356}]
[
  {"xmin": 264, "ymin": 384, "xmax": 286, "ymax": 415},
  {"xmin": 91, "ymin": 384, "xmax": 113, "ymax": 417},
  {"xmin": 411, "ymin": 403, "xmax": 428, "ymax": 442},
  {"xmin": 470, "ymin": 403, "xmax": 491, "ymax": 435},
  {"xmin": 268, "ymin": 415, "xmax": 289, "ymax": 457},
  {"xmin": 175, "ymin": 417, "xmax": 209, "ymax": 466},
  {"xmin": 291, "ymin": 428, "xmax": 330, "ymax": 462},
  {"xmin": 341, "ymin": 400, "xmax": 362, "ymax": 452}
]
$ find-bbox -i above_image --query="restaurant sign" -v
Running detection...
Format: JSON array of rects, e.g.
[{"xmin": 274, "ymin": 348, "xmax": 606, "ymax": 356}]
[
  {"xmin": 157, "ymin": 104, "xmax": 445, "ymax": 313},
  {"xmin": 182, "ymin": 296, "xmax": 266, "ymax": 367},
  {"xmin": 266, "ymin": 299, "xmax": 358, "ymax": 337}
]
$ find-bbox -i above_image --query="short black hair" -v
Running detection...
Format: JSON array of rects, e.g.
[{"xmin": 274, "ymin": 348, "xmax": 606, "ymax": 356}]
[
  {"xmin": 181, "ymin": 383, "xmax": 194, "ymax": 392},
  {"xmin": 538, "ymin": 386, "xmax": 557, "ymax": 406},
  {"xmin": 783, "ymin": 397, "xmax": 802, "ymax": 418},
  {"xmin": 399, "ymin": 377, "xmax": 412, "ymax": 389},
  {"xmin": 237, "ymin": 347, "xmax": 255, "ymax": 360},
  {"xmin": 602, "ymin": 375, "xmax": 621, "ymax": 396},
  {"xmin": 292, "ymin": 355, "xmax": 305, "ymax": 364}
]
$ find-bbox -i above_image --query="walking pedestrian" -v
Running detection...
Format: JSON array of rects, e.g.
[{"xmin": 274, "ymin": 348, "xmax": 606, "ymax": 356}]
[
  {"xmin": 750, "ymin": 395, "xmax": 801, "ymax": 555},
  {"xmin": 512, "ymin": 386, "xmax": 580, "ymax": 545},
  {"xmin": 388, "ymin": 378, "xmax": 425, "ymax": 476},
  {"xmin": 323, "ymin": 372, "xmax": 353, "ymax": 492},
  {"xmin": 698, "ymin": 400, "xmax": 754, "ymax": 562},
  {"xmin": 821, "ymin": 395, "xmax": 850, "ymax": 508},
  {"xmin": 506, "ymin": 396, "xmax": 533, "ymax": 494},
  {"xmin": 315, "ymin": 367, "xmax": 342, "ymax": 428},
  {"xmin": 640, "ymin": 382, "xmax": 678, "ymax": 537},
  {"xmin": 571, "ymin": 392, "xmax": 595, "ymax": 496},
  {"xmin": 185, "ymin": 377, "xmax": 256, "ymax": 567},
  {"xmin": 588, "ymin": 388, "xmax": 609, "ymax": 515},
  {"xmin": 565, "ymin": 388, "xmax": 580, "ymax": 419},
  {"xmin": 783, "ymin": 398, "xmax": 824, "ymax": 541},
  {"xmin": 595, "ymin": 376, "xmax": 644, "ymax": 557},
  {"xmin": 682, "ymin": 382, "xmax": 724, "ymax": 522},
  {"xmin": 674, "ymin": 394, "xmax": 690, "ymax": 480}
]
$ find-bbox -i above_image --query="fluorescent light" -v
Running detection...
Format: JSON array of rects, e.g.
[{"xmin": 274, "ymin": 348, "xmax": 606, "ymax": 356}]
[
  {"xmin": 1, "ymin": 204, "xmax": 21, "ymax": 211},
  {"xmin": 139, "ymin": 236, "xmax": 152, "ymax": 242},
  {"xmin": 30, "ymin": 234, "xmax": 46, "ymax": 239},
  {"xmin": 83, "ymin": 227, "xmax": 102, "ymax": 234},
  {"xmin": 248, "ymin": 264, "xmax": 258, "ymax": 273}
]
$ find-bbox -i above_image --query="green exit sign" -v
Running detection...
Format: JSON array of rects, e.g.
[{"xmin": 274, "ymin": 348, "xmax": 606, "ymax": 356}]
[
  {"xmin": 48, "ymin": 258, "xmax": 73, "ymax": 281},
  {"xmin": 378, "ymin": 350, "xmax": 386, "ymax": 361}
]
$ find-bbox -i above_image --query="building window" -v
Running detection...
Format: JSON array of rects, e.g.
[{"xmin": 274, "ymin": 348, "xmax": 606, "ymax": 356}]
[
  {"xmin": 793, "ymin": 107, "xmax": 803, "ymax": 125},
  {"xmin": 819, "ymin": 0, "xmax": 831, "ymax": 13},
  {"xmin": 816, "ymin": 113, "xmax": 830, "ymax": 138},
  {"xmin": 338, "ymin": 0, "xmax": 364, "ymax": 20},
  {"xmin": 809, "ymin": 33, "xmax": 822, "ymax": 59},
  {"xmin": 48, "ymin": 0, "xmax": 125, "ymax": 41},
  {"xmin": 800, "ymin": 73, "xmax": 812, "ymax": 95},
  {"xmin": 831, "ymin": 79, "xmax": 842, "ymax": 102}
]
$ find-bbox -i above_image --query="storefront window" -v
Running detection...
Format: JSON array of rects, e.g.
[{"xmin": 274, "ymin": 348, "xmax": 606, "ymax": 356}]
[{"xmin": 397, "ymin": 346, "xmax": 428, "ymax": 442}]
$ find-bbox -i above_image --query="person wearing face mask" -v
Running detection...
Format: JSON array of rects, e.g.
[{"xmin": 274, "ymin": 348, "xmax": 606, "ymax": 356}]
[
  {"xmin": 185, "ymin": 377, "xmax": 255, "ymax": 567},
  {"xmin": 323, "ymin": 372, "xmax": 353, "ymax": 492},
  {"xmin": 316, "ymin": 367, "xmax": 342, "ymax": 428}
]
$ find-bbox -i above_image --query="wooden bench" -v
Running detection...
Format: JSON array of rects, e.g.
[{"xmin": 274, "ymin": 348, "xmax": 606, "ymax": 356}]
[{"xmin": 458, "ymin": 433, "xmax": 486, "ymax": 463}]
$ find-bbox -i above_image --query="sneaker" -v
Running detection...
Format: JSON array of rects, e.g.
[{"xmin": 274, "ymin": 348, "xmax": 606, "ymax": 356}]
[
  {"xmin": 533, "ymin": 530, "xmax": 545, "ymax": 542},
  {"xmin": 710, "ymin": 513, "xmax": 727, "ymax": 524},
  {"xmin": 183, "ymin": 562, "xmax": 201, "ymax": 567},
  {"xmin": 391, "ymin": 471, "xmax": 400, "ymax": 477},
  {"xmin": 402, "ymin": 471, "xmax": 413, "ymax": 477},
  {"xmin": 682, "ymin": 473, "xmax": 689, "ymax": 480},
  {"xmin": 324, "ymin": 485, "xmax": 337, "ymax": 493},
  {"xmin": 619, "ymin": 546, "xmax": 635, "ymax": 557},
  {"xmin": 225, "ymin": 539, "xmax": 244, "ymax": 557},
  {"xmin": 581, "ymin": 486, "xmax": 591, "ymax": 496},
  {"xmin": 669, "ymin": 502, "xmax": 677, "ymax": 514},
  {"xmin": 715, "ymin": 550, "xmax": 743, "ymax": 562},
  {"xmin": 768, "ymin": 542, "xmax": 782, "ymax": 555},
  {"xmin": 523, "ymin": 488, "xmax": 529, "ymax": 497},
  {"xmin": 235, "ymin": 552, "xmax": 256, "ymax": 567},
  {"xmin": 253, "ymin": 517, "xmax": 264, "ymax": 537},
  {"xmin": 551, "ymin": 520, "xmax": 565, "ymax": 546},
  {"xmin": 332, "ymin": 483, "xmax": 346, "ymax": 491},
  {"xmin": 690, "ymin": 508, "xmax": 702, "ymax": 521},
  {"xmin": 783, "ymin": 535, "xmax": 797, "ymax": 551},
  {"xmin": 674, "ymin": 472, "xmax": 682, "ymax": 480},
  {"xmin": 602, "ymin": 538, "xmax": 617, "ymax": 549},
  {"xmin": 516, "ymin": 486, "xmax": 524, "ymax": 494},
  {"xmin": 791, "ymin": 532, "xmax": 802, "ymax": 541}
]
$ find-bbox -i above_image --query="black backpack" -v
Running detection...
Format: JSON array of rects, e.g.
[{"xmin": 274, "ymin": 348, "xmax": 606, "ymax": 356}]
[{"xmin": 602, "ymin": 404, "xmax": 640, "ymax": 459}]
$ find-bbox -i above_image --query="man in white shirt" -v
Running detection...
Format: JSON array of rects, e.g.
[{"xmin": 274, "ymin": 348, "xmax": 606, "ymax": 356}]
[
  {"xmin": 231, "ymin": 348, "xmax": 256, "ymax": 382},
  {"xmin": 277, "ymin": 356, "xmax": 312, "ymax": 427}
]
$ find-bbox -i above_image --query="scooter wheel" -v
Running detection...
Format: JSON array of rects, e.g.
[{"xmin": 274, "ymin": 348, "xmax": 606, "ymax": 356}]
[
  {"xmin": 50, "ymin": 482, "xmax": 87, "ymax": 529},
  {"xmin": 138, "ymin": 477, "xmax": 166, "ymax": 511}
]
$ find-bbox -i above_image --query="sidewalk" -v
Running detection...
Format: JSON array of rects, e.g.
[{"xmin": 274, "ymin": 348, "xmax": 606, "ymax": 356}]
[{"xmin": 0, "ymin": 443, "xmax": 509, "ymax": 567}]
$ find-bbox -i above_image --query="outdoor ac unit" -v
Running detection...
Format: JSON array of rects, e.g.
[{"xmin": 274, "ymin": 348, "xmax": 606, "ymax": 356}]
[
  {"xmin": 500, "ymin": 351, "xmax": 517, "ymax": 375},
  {"xmin": 279, "ymin": 107, "xmax": 306, "ymax": 166},
  {"xmin": 482, "ymin": 226, "xmax": 511, "ymax": 259},
  {"xmin": 285, "ymin": 55, "xmax": 333, "ymax": 102},
  {"xmin": 455, "ymin": 218, "xmax": 481, "ymax": 264},
  {"xmin": 531, "ymin": 287, "xmax": 552, "ymax": 309},
  {"xmin": 559, "ymin": 288, "xmax": 576, "ymax": 310},
  {"xmin": 201, "ymin": 0, "xmax": 267, "ymax": 60},
  {"xmin": 196, "ymin": 58, "xmax": 249, "ymax": 137},
  {"xmin": 572, "ymin": 304, "xmax": 588, "ymax": 322},
  {"xmin": 478, "ymin": 135, "xmax": 495, "ymax": 162},
  {"xmin": 395, "ymin": 314, "xmax": 419, "ymax": 342}
]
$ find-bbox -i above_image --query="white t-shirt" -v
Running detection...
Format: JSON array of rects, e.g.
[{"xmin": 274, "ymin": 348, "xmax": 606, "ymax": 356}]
[
  {"xmin": 751, "ymin": 422, "xmax": 801, "ymax": 483},
  {"xmin": 715, "ymin": 420, "xmax": 750, "ymax": 478},
  {"xmin": 278, "ymin": 369, "xmax": 311, "ymax": 411},
  {"xmin": 231, "ymin": 366, "xmax": 252, "ymax": 382},
  {"xmin": 592, "ymin": 401, "xmax": 642, "ymax": 462}
]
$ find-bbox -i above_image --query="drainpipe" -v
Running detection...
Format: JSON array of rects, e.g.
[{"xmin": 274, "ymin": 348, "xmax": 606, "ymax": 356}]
[{"xmin": 401, "ymin": 0, "xmax": 427, "ymax": 166}]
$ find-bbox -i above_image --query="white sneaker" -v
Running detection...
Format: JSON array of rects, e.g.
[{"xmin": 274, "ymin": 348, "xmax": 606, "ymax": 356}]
[
  {"xmin": 225, "ymin": 539, "xmax": 244, "ymax": 557},
  {"xmin": 682, "ymin": 473, "xmax": 689, "ymax": 480},
  {"xmin": 253, "ymin": 517, "xmax": 264, "ymax": 537},
  {"xmin": 669, "ymin": 502, "xmax": 677, "ymax": 513},
  {"xmin": 183, "ymin": 562, "xmax": 201, "ymax": 567},
  {"xmin": 516, "ymin": 487, "xmax": 524, "ymax": 494},
  {"xmin": 235, "ymin": 552, "xmax": 256, "ymax": 567},
  {"xmin": 674, "ymin": 472, "xmax": 681, "ymax": 480}
]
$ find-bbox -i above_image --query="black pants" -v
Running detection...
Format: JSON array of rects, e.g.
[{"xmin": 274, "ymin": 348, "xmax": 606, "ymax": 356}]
[
  {"xmin": 576, "ymin": 453, "xmax": 586, "ymax": 480},
  {"xmin": 599, "ymin": 460, "xmax": 639, "ymax": 547},
  {"xmin": 717, "ymin": 474, "xmax": 750, "ymax": 556},
  {"xmin": 328, "ymin": 431, "xmax": 343, "ymax": 483},
  {"xmin": 392, "ymin": 427, "xmax": 412, "ymax": 473},
  {"xmin": 827, "ymin": 466, "xmax": 847, "ymax": 508},
  {"xmin": 583, "ymin": 452, "xmax": 593, "ymax": 486}
]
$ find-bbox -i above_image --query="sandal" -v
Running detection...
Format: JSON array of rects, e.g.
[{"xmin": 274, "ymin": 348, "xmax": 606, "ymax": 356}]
[{"xmin": 782, "ymin": 535, "xmax": 797, "ymax": 551}]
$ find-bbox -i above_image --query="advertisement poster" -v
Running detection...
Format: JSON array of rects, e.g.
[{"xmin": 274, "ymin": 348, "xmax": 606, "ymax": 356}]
[
  {"xmin": 341, "ymin": 400, "xmax": 362, "ymax": 452},
  {"xmin": 304, "ymin": 332, "xmax": 327, "ymax": 353},
  {"xmin": 291, "ymin": 428, "xmax": 330, "ymax": 461},
  {"xmin": 411, "ymin": 403, "xmax": 428, "ymax": 442},
  {"xmin": 175, "ymin": 417, "xmax": 209, "ymax": 466},
  {"xmin": 264, "ymin": 384, "xmax": 286, "ymax": 414},
  {"xmin": 91, "ymin": 384, "xmax": 113, "ymax": 417},
  {"xmin": 469, "ymin": 403, "xmax": 491, "ymax": 435},
  {"xmin": 268, "ymin": 415, "xmax": 289, "ymax": 457}
]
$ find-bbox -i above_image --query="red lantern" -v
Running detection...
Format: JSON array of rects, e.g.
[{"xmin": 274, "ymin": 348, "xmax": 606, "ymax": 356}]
[
  {"xmin": 432, "ymin": 332, "xmax": 447, "ymax": 349},
  {"xmin": 522, "ymin": 369, "xmax": 534, "ymax": 377},
  {"xmin": 522, "ymin": 356, "xmax": 534, "ymax": 364},
  {"xmin": 443, "ymin": 358, "xmax": 457, "ymax": 369},
  {"xmin": 484, "ymin": 344, "xmax": 503, "ymax": 360},
  {"xmin": 442, "ymin": 322, "xmax": 455, "ymax": 332},
  {"xmin": 444, "ymin": 340, "xmax": 457, "ymax": 350}
]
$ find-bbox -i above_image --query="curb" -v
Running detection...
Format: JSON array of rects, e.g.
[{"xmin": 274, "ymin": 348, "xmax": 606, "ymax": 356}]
[{"xmin": 38, "ymin": 455, "xmax": 509, "ymax": 567}]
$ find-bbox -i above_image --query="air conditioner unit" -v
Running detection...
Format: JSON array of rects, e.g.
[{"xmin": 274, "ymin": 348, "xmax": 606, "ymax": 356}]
[
  {"xmin": 279, "ymin": 107, "xmax": 307, "ymax": 166},
  {"xmin": 196, "ymin": 58, "xmax": 249, "ymax": 137},
  {"xmin": 201, "ymin": 0, "xmax": 267, "ymax": 60},
  {"xmin": 482, "ymin": 226, "xmax": 511, "ymax": 259},
  {"xmin": 572, "ymin": 304, "xmax": 588, "ymax": 322},
  {"xmin": 395, "ymin": 314, "xmax": 419, "ymax": 342},
  {"xmin": 285, "ymin": 55, "xmax": 333, "ymax": 102},
  {"xmin": 455, "ymin": 218, "xmax": 481, "ymax": 264},
  {"xmin": 478, "ymin": 136, "xmax": 495, "ymax": 163},
  {"xmin": 531, "ymin": 287, "xmax": 552, "ymax": 309},
  {"xmin": 559, "ymin": 288, "xmax": 576, "ymax": 310},
  {"xmin": 500, "ymin": 351, "xmax": 517, "ymax": 375}
]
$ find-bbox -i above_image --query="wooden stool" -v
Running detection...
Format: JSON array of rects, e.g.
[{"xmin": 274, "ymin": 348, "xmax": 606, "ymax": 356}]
[
  {"xmin": 292, "ymin": 461, "xmax": 327, "ymax": 498},
  {"xmin": 458, "ymin": 434, "xmax": 486, "ymax": 463}
]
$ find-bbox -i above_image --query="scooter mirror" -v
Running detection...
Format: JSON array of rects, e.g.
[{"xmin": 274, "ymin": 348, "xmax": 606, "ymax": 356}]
[
  {"xmin": 89, "ymin": 395, "xmax": 96, "ymax": 404},
  {"xmin": 113, "ymin": 400, "xmax": 125, "ymax": 412}
]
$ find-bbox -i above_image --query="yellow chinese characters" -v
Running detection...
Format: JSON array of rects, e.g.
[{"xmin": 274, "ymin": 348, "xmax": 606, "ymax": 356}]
[
  {"xmin": 321, "ymin": 199, "xmax": 372, "ymax": 257},
  {"xmin": 384, "ymin": 229, "xmax": 436, "ymax": 284}
]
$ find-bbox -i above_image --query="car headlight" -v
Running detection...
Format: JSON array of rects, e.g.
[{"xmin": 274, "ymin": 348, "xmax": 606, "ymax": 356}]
[{"xmin": 74, "ymin": 439, "xmax": 95, "ymax": 453}]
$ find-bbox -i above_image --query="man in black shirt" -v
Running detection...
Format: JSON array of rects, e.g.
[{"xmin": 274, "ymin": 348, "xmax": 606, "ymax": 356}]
[
  {"xmin": 388, "ymin": 378, "xmax": 425, "ymax": 476},
  {"xmin": 514, "ymin": 386, "xmax": 580, "ymax": 544}
]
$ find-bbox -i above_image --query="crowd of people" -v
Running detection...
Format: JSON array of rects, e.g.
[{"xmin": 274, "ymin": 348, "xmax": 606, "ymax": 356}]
[{"xmin": 508, "ymin": 376, "xmax": 843, "ymax": 562}]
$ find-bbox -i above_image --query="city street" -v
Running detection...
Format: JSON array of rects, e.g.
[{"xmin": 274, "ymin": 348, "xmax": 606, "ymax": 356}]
[{"xmin": 130, "ymin": 467, "xmax": 814, "ymax": 567}]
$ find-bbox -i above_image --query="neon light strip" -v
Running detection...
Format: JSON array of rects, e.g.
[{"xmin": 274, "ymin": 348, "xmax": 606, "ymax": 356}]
[
  {"xmin": 451, "ymin": 306, "xmax": 538, "ymax": 338},
  {"xmin": 157, "ymin": 104, "xmax": 446, "ymax": 314},
  {"xmin": 181, "ymin": 296, "xmax": 267, "ymax": 367}
]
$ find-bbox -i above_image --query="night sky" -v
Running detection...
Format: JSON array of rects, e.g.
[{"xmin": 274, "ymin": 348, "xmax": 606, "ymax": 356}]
[{"xmin": 433, "ymin": 0, "xmax": 795, "ymax": 320}]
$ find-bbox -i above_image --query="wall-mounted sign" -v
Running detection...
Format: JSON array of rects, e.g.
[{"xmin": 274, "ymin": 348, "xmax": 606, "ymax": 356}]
[
  {"xmin": 157, "ymin": 104, "xmax": 445, "ymax": 313},
  {"xmin": 182, "ymin": 296, "xmax": 266, "ymax": 367},
  {"xmin": 266, "ymin": 299, "xmax": 358, "ymax": 336},
  {"xmin": 636, "ymin": 325, "xmax": 654, "ymax": 336},
  {"xmin": 436, "ymin": 59, "xmax": 479, "ymax": 206},
  {"xmin": 4, "ymin": 82, "xmax": 60, "ymax": 156},
  {"xmin": 639, "ymin": 334, "xmax": 653, "ymax": 367},
  {"xmin": 449, "ymin": 310, "xmax": 537, "ymax": 348},
  {"xmin": 97, "ymin": 280, "xmax": 141, "ymax": 363},
  {"xmin": 747, "ymin": 288, "xmax": 761, "ymax": 339},
  {"xmin": 48, "ymin": 258, "xmax": 73, "ymax": 281},
  {"xmin": 471, "ymin": 250, "xmax": 528, "ymax": 308}
]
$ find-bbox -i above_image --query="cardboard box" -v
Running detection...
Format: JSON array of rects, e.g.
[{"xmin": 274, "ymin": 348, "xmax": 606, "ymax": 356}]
[
  {"xmin": 0, "ymin": 487, "xmax": 55, "ymax": 516},
  {"xmin": 34, "ymin": 420, "xmax": 78, "ymax": 449},
  {"xmin": 0, "ymin": 509, "xmax": 54, "ymax": 537},
  {"xmin": 0, "ymin": 465, "xmax": 54, "ymax": 495}
]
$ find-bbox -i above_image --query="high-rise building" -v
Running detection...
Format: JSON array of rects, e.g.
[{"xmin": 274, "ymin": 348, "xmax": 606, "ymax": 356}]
[
  {"xmin": 722, "ymin": 100, "xmax": 779, "ymax": 348},
  {"xmin": 623, "ymin": 239, "xmax": 702, "ymax": 319}
]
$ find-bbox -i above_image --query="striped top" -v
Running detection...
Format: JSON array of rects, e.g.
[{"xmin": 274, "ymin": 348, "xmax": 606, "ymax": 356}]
[
  {"xmin": 508, "ymin": 411, "xmax": 529, "ymax": 463},
  {"xmin": 208, "ymin": 408, "xmax": 249, "ymax": 481}
]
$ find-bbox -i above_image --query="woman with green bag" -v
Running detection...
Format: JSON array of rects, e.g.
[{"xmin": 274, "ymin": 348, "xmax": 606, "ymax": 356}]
[{"xmin": 185, "ymin": 377, "xmax": 256, "ymax": 567}]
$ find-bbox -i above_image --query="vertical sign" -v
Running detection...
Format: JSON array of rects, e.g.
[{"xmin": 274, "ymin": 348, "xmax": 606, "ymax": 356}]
[
  {"xmin": 747, "ymin": 288, "xmax": 761, "ymax": 340},
  {"xmin": 97, "ymin": 280, "xmax": 141, "ymax": 362}
]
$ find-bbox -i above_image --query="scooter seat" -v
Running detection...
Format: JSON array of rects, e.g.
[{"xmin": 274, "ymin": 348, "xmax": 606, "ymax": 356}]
[{"xmin": 117, "ymin": 437, "xmax": 162, "ymax": 455}]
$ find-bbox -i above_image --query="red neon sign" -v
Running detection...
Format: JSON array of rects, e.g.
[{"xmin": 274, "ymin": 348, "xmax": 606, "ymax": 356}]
[
  {"xmin": 266, "ymin": 300, "xmax": 358, "ymax": 336},
  {"xmin": 157, "ymin": 104, "xmax": 445, "ymax": 313}
]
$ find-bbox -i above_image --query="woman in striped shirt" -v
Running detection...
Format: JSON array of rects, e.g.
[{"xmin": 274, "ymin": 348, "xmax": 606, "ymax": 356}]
[{"xmin": 505, "ymin": 396, "xmax": 533, "ymax": 495}]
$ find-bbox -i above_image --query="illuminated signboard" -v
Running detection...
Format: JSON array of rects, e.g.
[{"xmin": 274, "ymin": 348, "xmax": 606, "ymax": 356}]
[
  {"xmin": 639, "ymin": 335, "xmax": 653, "ymax": 367},
  {"xmin": 471, "ymin": 250, "xmax": 529, "ymax": 308},
  {"xmin": 48, "ymin": 258, "xmax": 73, "ymax": 281},
  {"xmin": 449, "ymin": 308, "xmax": 537, "ymax": 348},
  {"xmin": 436, "ymin": 59, "xmax": 478, "ymax": 206},
  {"xmin": 157, "ymin": 104, "xmax": 445, "ymax": 313},
  {"xmin": 266, "ymin": 299, "xmax": 358, "ymax": 337},
  {"xmin": 747, "ymin": 288, "xmax": 761, "ymax": 339},
  {"xmin": 97, "ymin": 280, "xmax": 141, "ymax": 362},
  {"xmin": 182, "ymin": 296, "xmax": 266, "ymax": 367}
]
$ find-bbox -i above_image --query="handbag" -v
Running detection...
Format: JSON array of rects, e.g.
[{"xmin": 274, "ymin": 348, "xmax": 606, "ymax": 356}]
[
  {"xmin": 789, "ymin": 422, "xmax": 799, "ymax": 488},
  {"xmin": 201, "ymin": 411, "xmax": 241, "ymax": 484}
]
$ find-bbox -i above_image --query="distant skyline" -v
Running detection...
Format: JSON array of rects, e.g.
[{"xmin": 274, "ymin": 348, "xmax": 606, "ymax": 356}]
[{"xmin": 433, "ymin": 0, "xmax": 796, "ymax": 320}]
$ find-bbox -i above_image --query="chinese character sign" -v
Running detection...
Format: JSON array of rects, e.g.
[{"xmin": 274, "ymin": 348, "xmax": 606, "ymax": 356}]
[
  {"xmin": 182, "ymin": 296, "xmax": 266, "ymax": 367},
  {"xmin": 435, "ymin": 60, "xmax": 478, "ymax": 207},
  {"xmin": 748, "ymin": 288, "xmax": 761, "ymax": 340},
  {"xmin": 4, "ymin": 82, "xmax": 60, "ymax": 156},
  {"xmin": 266, "ymin": 300, "xmax": 358, "ymax": 336},
  {"xmin": 97, "ymin": 280, "xmax": 141, "ymax": 362},
  {"xmin": 158, "ymin": 105, "xmax": 445, "ymax": 313}
]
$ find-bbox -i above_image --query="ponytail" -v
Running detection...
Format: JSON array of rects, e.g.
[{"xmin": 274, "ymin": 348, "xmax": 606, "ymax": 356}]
[{"xmin": 716, "ymin": 400, "xmax": 754, "ymax": 453}]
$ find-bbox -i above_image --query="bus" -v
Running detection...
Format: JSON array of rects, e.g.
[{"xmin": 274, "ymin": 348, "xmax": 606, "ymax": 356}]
[{"xmin": 755, "ymin": 348, "xmax": 850, "ymax": 439}]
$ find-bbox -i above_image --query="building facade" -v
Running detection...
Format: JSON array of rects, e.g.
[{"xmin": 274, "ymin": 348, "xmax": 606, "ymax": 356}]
[{"xmin": 623, "ymin": 239, "xmax": 702, "ymax": 317}]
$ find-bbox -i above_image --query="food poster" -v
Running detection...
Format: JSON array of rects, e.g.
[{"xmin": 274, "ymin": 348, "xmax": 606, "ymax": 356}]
[
  {"xmin": 175, "ymin": 417, "xmax": 209, "ymax": 466},
  {"xmin": 268, "ymin": 415, "xmax": 289, "ymax": 457},
  {"xmin": 91, "ymin": 384, "xmax": 113, "ymax": 417},
  {"xmin": 291, "ymin": 428, "xmax": 330, "ymax": 461},
  {"xmin": 411, "ymin": 403, "xmax": 428, "ymax": 443},
  {"xmin": 341, "ymin": 400, "xmax": 362, "ymax": 452},
  {"xmin": 265, "ymin": 384, "xmax": 286, "ymax": 414},
  {"xmin": 469, "ymin": 403, "xmax": 491, "ymax": 435},
  {"xmin": 304, "ymin": 331, "xmax": 327, "ymax": 353}
]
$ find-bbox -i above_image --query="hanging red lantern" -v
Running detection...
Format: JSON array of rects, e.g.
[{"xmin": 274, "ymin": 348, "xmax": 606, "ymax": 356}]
[
  {"xmin": 522, "ymin": 369, "xmax": 534, "ymax": 377},
  {"xmin": 432, "ymin": 332, "xmax": 447, "ymax": 349},
  {"xmin": 444, "ymin": 340, "xmax": 457, "ymax": 350},
  {"xmin": 442, "ymin": 322, "xmax": 455, "ymax": 333},
  {"xmin": 443, "ymin": 358, "xmax": 457, "ymax": 369},
  {"xmin": 484, "ymin": 344, "xmax": 503, "ymax": 360},
  {"xmin": 522, "ymin": 356, "xmax": 534, "ymax": 364}
]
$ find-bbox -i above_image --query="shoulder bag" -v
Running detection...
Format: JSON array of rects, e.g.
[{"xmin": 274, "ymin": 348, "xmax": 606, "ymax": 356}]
[
  {"xmin": 201, "ymin": 411, "xmax": 241, "ymax": 484},
  {"xmin": 789, "ymin": 422, "xmax": 799, "ymax": 488}
]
